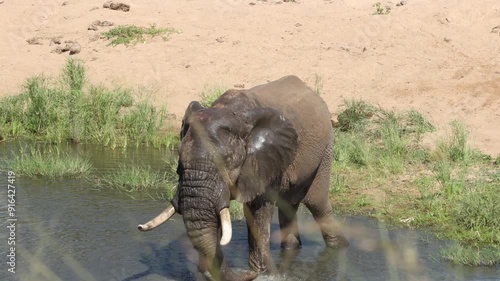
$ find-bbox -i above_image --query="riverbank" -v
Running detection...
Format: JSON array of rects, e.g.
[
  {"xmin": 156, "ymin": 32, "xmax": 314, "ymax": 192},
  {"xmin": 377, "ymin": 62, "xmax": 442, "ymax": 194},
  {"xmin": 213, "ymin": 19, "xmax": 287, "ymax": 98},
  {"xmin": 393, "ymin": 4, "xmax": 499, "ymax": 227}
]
[{"xmin": 1, "ymin": 60, "xmax": 498, "ymax": 265}]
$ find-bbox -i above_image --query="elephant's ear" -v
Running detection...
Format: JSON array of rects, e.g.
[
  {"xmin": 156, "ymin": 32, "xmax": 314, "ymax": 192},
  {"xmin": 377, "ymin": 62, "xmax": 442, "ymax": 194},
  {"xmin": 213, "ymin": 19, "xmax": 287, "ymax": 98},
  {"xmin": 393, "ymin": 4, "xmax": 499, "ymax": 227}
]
[
  {"xmin": 180, "ymin": 101, "xmax": 204, "ymax": 139},
  {"xmin": 235, "ymin": 108, "xmax": 298, "ymax": 202}
]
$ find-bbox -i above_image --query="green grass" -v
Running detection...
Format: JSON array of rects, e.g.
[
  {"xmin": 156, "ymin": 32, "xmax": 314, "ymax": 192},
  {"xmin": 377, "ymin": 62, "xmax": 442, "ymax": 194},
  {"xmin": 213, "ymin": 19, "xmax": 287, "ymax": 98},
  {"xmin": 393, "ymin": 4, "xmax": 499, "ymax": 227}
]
[
  {"xmin": 102, "ymin": 24, "xmax": 179, "ymax": 46},
  {"xmin": 199, "ymin": 85, "xmax": 227, "ymax": 107},
  {"xmin": 95, "ymin": 163, "xmax": 176, "ymax": 199},
  {"xmin": 0, "ymin": 58, "xmax": 179, "ymax": 149},
  {"xmin": 95, "ymin": 154, "xmax": 179, "ymax": 199},
  {"xmin": 1, "ymin": 145, "xmax": 91, "ymax": 178},
  {"xmin": 313, "ymin": 73, "xmax": 323, "ymax": 95},
  {"xmin": 441, "ymin": 244, "xmax": 500, "ymax": 266},
  {"xmin": 229, "ymin": 201, "xmax": 245, "ymax": 220},
  {"xmin": 372, "ymin": 2, "xmax": 390, "ymax": 15},
  {"xmin": 96, "ymin": 164, "xmax": 165, "ymax": 191},
  {"xmin": 334, "ymin": 99, "xmax": 377, "ymax": 132},
  {"xmin": 330, "ymin": 99, "xmax": 499, "ymax": 265}
]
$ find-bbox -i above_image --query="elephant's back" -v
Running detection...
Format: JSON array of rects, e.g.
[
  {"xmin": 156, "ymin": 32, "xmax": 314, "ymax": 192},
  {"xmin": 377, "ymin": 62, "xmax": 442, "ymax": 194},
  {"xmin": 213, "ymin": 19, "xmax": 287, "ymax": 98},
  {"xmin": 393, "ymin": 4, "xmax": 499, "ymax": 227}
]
[
  {"xmin": 250, "ymin": 76, "xmax": 333, "ymax": 182},
  {"xmin": 250, "ymin": 75, "xmax": 332, "ymax": 137}
]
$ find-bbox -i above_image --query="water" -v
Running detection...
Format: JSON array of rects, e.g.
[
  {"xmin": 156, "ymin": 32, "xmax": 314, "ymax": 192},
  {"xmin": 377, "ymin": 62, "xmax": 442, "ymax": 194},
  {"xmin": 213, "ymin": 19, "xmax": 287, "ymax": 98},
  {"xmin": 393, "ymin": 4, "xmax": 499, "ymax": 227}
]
[{"xmin": 0, "ymin": 142, "xmax": 498, "ymax": 281}]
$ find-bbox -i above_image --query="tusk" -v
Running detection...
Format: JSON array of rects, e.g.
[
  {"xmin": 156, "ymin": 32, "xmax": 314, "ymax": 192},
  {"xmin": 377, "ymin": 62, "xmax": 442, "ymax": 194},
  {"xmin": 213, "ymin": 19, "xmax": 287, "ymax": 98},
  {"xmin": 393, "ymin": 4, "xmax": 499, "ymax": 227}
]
[
  {"xmin": 137, "ymin": 204, "xmax": 176, "ymax": 231},
  {"xmin": 219, "ymin": 208, "xmax": 232, "ymax": 245}
]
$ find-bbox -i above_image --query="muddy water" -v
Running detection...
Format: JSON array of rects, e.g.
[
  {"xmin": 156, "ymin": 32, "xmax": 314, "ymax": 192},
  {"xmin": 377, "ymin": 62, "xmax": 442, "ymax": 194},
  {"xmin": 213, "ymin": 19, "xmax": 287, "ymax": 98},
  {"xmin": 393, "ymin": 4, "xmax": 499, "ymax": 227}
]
[{"xmin": 0, "ymin": 142, "xmax": 498, "ymax": 281}]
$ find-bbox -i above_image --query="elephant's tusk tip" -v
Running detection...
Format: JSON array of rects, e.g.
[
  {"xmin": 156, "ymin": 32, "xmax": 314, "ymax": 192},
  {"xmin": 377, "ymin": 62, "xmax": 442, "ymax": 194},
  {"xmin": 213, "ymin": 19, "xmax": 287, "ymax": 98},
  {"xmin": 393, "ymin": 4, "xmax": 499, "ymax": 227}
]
[
  {"xmin": 137, "ymin": 224, "xmax": 148, "ymax": 231},
  {"xmin": 220, "ymin": 237, "xmax": 230, "ymax": 246}
]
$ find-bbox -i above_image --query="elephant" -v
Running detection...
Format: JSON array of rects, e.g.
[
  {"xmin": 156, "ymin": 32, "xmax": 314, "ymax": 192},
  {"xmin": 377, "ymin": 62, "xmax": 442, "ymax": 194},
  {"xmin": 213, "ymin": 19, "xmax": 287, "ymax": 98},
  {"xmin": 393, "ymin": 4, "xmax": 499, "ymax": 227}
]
[{"xmin": 138, "ymin": 75, "xmax": 348, "ymax": 281}]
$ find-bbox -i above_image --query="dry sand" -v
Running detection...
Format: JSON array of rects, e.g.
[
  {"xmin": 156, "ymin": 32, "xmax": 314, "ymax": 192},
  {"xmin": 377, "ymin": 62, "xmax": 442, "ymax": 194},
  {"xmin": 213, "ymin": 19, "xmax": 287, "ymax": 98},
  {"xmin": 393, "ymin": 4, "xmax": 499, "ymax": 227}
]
[{"xmin": 0, "ymin": 0, "xmax": 499, "ymax": 155}]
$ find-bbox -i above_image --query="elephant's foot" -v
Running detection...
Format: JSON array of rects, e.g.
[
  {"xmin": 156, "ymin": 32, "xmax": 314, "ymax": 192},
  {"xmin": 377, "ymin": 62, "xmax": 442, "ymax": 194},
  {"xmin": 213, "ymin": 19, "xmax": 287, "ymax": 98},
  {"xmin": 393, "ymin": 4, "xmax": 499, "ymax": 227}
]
[
  {"xmin": 221, "ymin": 268, "xmax": 258, "ymax": 281},
  {"xmin": 314, "ymin": 216, "xmax": 349, "ymax": 248},
  {"xmin": 200, "ymin": 268, "xmax": 258, "ymax": 281},
  {"xmin": 324, "ymin": 233, "xmax": 349, "ymax": 248},
  {"xmin": 278, "ymin": 247, "xmax": 300, "ymax": 273},
  {"xmin": 249, "ymin": 253, "xmax": 276, "ymax": 275},
  {"xmin": 280, "ymin": 233, "xmax": 302, "ymax": 250}
]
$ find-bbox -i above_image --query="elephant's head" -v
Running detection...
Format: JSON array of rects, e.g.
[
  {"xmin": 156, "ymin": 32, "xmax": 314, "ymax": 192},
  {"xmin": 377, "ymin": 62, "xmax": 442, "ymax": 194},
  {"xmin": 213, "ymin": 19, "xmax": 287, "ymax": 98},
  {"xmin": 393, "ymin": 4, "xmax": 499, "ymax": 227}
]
[{"xmin": 138, "ymin": 90, "xmax": 298, "ymax": 281}]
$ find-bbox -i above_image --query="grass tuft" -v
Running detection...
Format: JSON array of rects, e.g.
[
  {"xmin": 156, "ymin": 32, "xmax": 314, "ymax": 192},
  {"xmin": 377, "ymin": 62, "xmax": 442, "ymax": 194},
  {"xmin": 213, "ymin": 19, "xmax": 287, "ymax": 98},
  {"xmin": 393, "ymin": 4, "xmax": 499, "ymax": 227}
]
[
  {"xmin": 1, "ymin": 145, "xmax": 91, "ymax": 178},
  {"xmin": 229, "ymin": 201, "xmax": 245, "ymax": 220},
  {"xmin": 331, "ymin": 100, "xmax": 499, "ymax": 265},
  {"xmin": 435, "ymin": 121, "xmax": 472, "ymax": 163},
  {"xmin": 372, "ymin": 2, "xmax": 390, "ymax": 15},
  {"xmin": 313, "ymin": 73, "xmax": 323, "ymax": 95},
  {"xmin": 96, "ymin": 163, "xmax": 176, "ymax": 199},
  {"xmin": 334, "ymin": 99, "xmax": 376, "ymax": 132},
  {"xmin": 199, "ymin": 85, "xmax": 227, "ymax": 107},
  {"xmin": 102, "ymin": 24, "xmax": 178, "ymax": 46},
  {"xmin": 441, "ymin": 244, "xmax": 500, "ymax": 266},
  {"xmin": 0, "ymin": 59, "xmax": 178, "ymax": 149},
  {"xmin": 97, "ymin": 164, "xmax": 164, "ymax": 192},
  {"xmin": 454, "ymin": 184, "xmax": 500, "ymax": 232}
]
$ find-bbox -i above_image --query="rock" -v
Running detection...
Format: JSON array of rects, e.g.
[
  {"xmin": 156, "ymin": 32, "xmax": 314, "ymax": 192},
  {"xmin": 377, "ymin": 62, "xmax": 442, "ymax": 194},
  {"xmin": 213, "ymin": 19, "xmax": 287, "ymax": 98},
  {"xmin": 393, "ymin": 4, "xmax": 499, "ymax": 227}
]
[
  {"xmin": 295, "ymin": 23, "xmax": 302, "ymax": 27},
  {"xmin": 26, "ymin": 37, "xmax": 42, "ymax": 45},
  {"xmin": 396, "ymin": 1, "xmax": 407, "ymax": 6},
  {"xmin": 109, "ymin": 2, "xmax": 130, "ymax": 12},
  {"xmin": 234, "ymin": 84, "xmax": 245, "ymax": 88},
  {"xmin": 92, "ymin": 20, "xmax": 114, "ymax": 27},
  {"xmin": 50, "ymin": 37, "xmax": 62, "ymax": 45},
  {"xmin": 69, "ymin": 43, "xmax": 81, "ymax": 55},
  {"xmin": 51, "ymin": 47, "xmax": 63, "ymax": 54},
  {"xmin": 88, "ymin": 24, "xmax": 98, "ymax": 31},
  {"xmin": 89, "ymin": 34, "xmax": 101, "ymax": 42},
  {"xmin": 215, "ymin": 37, "xmax": 225, "ymax": 43},
  {"xmin": 61, "ymin": 44, "xmax": 71, "ymax": 52},
  {"xmin": 0, "ymin": 1, "xmax": 4, "ymax": 4},
  {"xmin": 492, "ymin": 25, "xmax": 500, "ymax": 33},
  {"xmin": 103, "ymin": 1, "xmax": 129, "ymax": 11},
  {"xmin": 52, "ymin": 42, "xmax": 80, "ymax": 55},
  {"xmin": 100, "ymin": 20, "xmax": 114, "ymax": 26}
]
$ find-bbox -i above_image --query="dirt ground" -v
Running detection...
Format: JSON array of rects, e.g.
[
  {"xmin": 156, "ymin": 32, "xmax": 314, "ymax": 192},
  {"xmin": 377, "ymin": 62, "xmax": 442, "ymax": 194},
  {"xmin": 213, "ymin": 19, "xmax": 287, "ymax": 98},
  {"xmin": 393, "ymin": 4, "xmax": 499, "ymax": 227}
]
[{"xmin": 0, "ymin": 0, "xmax": 499, "ymax": 155}]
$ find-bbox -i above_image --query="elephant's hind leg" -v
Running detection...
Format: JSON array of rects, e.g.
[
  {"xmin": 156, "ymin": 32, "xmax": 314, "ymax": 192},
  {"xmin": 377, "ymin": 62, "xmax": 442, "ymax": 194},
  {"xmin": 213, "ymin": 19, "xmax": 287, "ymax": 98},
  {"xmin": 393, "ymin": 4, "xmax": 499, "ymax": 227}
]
[
  {"xmin": 303, "ymin": 145, "xmax": 349, "ymax": 248},
  {"xmin": 278, "ymin": 203, "xmax": 302, "ymax": 250}
]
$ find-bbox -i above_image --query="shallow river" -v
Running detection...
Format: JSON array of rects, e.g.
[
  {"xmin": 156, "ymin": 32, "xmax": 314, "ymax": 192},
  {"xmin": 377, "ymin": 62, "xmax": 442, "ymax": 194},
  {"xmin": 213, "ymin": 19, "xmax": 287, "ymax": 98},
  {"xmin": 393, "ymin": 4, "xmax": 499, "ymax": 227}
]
[{"xmin": 0, "ymin": 142, "xmax": 498, "ymax": 281}]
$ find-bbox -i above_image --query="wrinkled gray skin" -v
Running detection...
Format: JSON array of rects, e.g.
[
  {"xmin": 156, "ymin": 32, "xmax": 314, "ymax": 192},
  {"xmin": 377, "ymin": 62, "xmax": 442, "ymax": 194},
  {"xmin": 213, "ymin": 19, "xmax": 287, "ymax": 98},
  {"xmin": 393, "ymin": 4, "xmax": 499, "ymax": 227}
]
[{"xmin": 168, "ymin": 76, "xmax": 347, "ymax": 280}]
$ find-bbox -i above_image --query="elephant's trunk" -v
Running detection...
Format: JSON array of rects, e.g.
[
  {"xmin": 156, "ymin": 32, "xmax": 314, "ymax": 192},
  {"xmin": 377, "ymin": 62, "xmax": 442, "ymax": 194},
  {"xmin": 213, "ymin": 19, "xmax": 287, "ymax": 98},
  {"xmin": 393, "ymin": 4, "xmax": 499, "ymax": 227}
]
[
  {"xmin": 184, "ymin": 206, "xmax": 254, "ymax": 281},
  {"xmin": 178, "ymin": 157, "xmax": 256, "ymax": 281},
  {"xmin": 182, "ymin": 195, "xmax": 227, "ymax": 280},
  {"xmin": 180, "ymin": 183, "xmax": 254, "ymax": 281}
]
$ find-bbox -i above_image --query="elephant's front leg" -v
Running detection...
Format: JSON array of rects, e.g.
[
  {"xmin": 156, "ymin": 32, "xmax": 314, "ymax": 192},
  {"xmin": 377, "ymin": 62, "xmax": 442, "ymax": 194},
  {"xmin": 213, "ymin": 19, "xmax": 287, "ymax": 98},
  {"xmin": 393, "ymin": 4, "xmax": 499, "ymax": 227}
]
[{"xmin": 244, "ymin": 198, "xmax": 275, "ymax": 274}]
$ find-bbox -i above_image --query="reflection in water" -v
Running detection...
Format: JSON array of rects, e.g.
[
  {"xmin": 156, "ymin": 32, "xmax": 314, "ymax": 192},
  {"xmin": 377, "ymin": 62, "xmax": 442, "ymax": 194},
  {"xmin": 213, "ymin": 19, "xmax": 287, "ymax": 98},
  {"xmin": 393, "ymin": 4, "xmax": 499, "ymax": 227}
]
[{"xmin": 0, "ymin": 142, "xmax": 498, "ymax": 281}]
